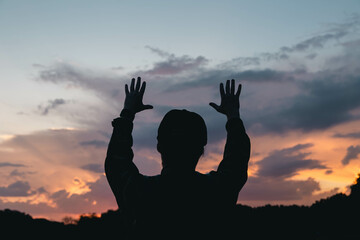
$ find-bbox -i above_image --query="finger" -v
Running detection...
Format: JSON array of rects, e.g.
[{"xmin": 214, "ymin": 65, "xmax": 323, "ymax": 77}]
[
  {"xmin": 142, "ymin": 104, "xmax": 153, "ymax": 110},
  {"xmin": 225, "ymin": 80, "xmax": 230, "ymax": 94},
  {"xmin": 236, "ymin": 83, "xmax": 242, "ymax": 97},
  {"xmin": 231, "ymin": 79, "xmax": 235, "ymax": 95},
  {"xmin": 140, "ymin": 81, "xmax": 146, "ymax": 95},
  {"xmin": 130, "ymin": 78, "xmax": 135, "ymax": 92},
  {"xmin": 135, "ymin": 77, "xmax": 141, "ymax": 92},
  {"xmin": 209, "ymin": 102, "xmax": 220, "ymax": 111},
  {"xmin": 125, "ymin": 84, "xmax": 129, "ymax": 95},
  {"xmin": 220, "ymin": 83, "xmax": 225, "ymax": 98}
]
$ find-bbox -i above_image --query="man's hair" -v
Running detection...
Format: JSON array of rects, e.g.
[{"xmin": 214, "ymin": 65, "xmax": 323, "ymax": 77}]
[{"xmin": 157, "ymin": 109, "xmax": 207, "ymax": 168}]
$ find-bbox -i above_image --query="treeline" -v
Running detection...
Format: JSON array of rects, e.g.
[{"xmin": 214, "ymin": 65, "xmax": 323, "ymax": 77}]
[{"xmin": 1, "ymin": 174, "xmax": 359, "ymax": 239}]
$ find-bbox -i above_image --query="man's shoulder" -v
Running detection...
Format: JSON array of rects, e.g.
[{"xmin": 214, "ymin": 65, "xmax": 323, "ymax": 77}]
[
  {"xmin": 141, "ymin": 171, "xmax": 217, "ymax": 185},
  {"xmin": 142, "ymin": 174, "xmax": 162, "ymax": 183},
  {"xmin": 193, "ymin": 171, "xmax": 219, "ymax": 184}
]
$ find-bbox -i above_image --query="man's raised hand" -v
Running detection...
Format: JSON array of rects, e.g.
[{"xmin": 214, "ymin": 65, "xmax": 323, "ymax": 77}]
[
  {"xmin": 209, "ymin": 79, "xmax": 241, "ymax": 119},
  {"xmin": 123, "ymin": 77, "xmax": 153, "ymax": 114}
]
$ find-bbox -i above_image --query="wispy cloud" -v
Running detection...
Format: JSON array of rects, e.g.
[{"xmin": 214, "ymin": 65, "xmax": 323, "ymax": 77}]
[
  {"xmin": 342, "ymin": 145, "xmax": 360, "ymax": 165},
  {"xmin": 81, "ymin": 163, "xmax": 104, "ymax": 173},
  {"xmin": 0, "ymin": 162, "xmax": 26, "ymax": 168},
  {"xmin": 37, "ymin": 63, "xmax": 125, "ymax": 102},
  {"xmin": 250, "ymin": 74, "xmax": 360, "ymax": 133},
  {"xmin": 256, "ymin": 143, "xmax": 329, "ymax": 179},
  {"xmin": 38, "ymin": 98, "xmax": 67, "ymax": 115},
  {"xmin": 80, "ymin": 140, "xmax": 108, "ymax": 148},
  {"xmin": 239, "ymin": 143, "xmax": 332, "ymax": 203},
  {"xmin": 262, "ymin": 14, "xmax": 360, "ymax": 62},
  {"xmin": 334, "ymin": 131, "xmax": 360, "ymax": 139},
  {"xmin": 0, "ymin": 181, "xmax": 35, "ymax": 197}
]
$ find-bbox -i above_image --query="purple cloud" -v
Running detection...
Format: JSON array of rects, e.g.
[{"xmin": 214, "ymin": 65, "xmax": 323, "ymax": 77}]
[
  {"xmin": 38, "ymin": 98, "xmax": 67, "ymax": 115},
  {"xmin": 238, "ymin": 143, "xmax": 330, "ymax": 202},
  {"xmin": 256, "ymin": 143, "xmax": 328, "ymax": 179},
  {"xmin": 342, "ymin": 145, "xmax": 360, "ymax": 165},
  {"xmin": 0, "ymin": 181, "xmax": 34, "ymax": 197}
]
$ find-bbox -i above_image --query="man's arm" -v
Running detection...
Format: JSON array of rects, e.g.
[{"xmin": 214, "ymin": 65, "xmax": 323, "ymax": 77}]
[
  {"xmin": 209, "ymin": 79, "xmax": 251, "ymax": 201},
  {"xmin": 105, "ymin": 115, "xmax": 137, "ymax": 208},
  {"xmin": 218, "ymin": 117, "xmax": 250, "ymax": 192},
  {"xmin": 105, "ymin": 77, "xmax": 153, "ymax": 208}
]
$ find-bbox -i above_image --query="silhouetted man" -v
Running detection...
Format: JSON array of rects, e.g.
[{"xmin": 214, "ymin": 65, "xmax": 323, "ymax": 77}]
[{"xmin": 105, "ymin": 77, "xmax": 250, "ymax": 239}]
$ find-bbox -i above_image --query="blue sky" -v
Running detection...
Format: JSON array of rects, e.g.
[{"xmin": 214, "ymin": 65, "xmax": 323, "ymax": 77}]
[
  {"xmin": 2, "ymin": 0, "xmax": 359, "ymax": 69},
  {"xmin": 2, "ymin": 0, "xmax": 359, "ymax": 135},
  {"xmin": 1, "ymin": 0, "xmax": 360, "ymax": 220}
]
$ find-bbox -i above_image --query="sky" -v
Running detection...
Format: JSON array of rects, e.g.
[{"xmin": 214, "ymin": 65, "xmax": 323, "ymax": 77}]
[{"xmin": 1, "ymin": 0, "xmax": 360, "ymax": 221}]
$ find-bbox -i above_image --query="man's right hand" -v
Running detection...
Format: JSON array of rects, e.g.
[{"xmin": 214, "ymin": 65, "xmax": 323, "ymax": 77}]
[
  {"xmin": 123, "ymin": 77, "xmax": 153, "ymax": 114},
  {"xmin": 209, "ymin": 79, "xmax": 241, "ymax": 120}
]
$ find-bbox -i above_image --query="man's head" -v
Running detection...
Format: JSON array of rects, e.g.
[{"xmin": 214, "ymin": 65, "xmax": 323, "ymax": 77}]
[{"xmin": 157, "ymin": 109, "xmax": 207, "ymax": 170}]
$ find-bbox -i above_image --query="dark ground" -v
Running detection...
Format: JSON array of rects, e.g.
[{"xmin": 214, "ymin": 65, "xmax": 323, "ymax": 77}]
[{"xmin": 1, "ymin": 174, "xmax": 359, "ymax": 239}]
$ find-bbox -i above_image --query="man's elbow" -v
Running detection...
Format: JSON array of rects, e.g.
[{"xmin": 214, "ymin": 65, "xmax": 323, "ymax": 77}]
[
  {"xmin": 241, "ymin": 171, "xmax": 248, "ymax": 185},
  {"xmin": 235, "ymin": 170, "xmax": 248, "ymax": 192},
  {"xmin": 104, "ymin": 156, "xmax": 117, "ymax": 180},
  {"xmin": 104, "ymin": 157, "xmax": 111, "ymax": 180}
]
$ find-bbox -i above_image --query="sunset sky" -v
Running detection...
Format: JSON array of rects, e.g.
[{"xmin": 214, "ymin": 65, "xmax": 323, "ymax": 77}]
[{"xmin": 1, "ymin": 0, "xmax": 360, "ymax": 221}]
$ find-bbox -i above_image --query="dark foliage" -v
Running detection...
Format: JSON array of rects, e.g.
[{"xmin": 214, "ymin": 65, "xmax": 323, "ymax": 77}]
[{"xmin": 1, "ymin": 174, "xmax": 359, "ymax": 239}]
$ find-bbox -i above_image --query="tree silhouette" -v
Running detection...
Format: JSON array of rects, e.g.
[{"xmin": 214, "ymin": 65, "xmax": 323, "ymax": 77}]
[
  {"xmin": 350, "ymin": 173, "xmax": 360, "ymax": 198},
  {"xmin": 1, "ymin": 172, "xmax": 359, "ymax": 239}
]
